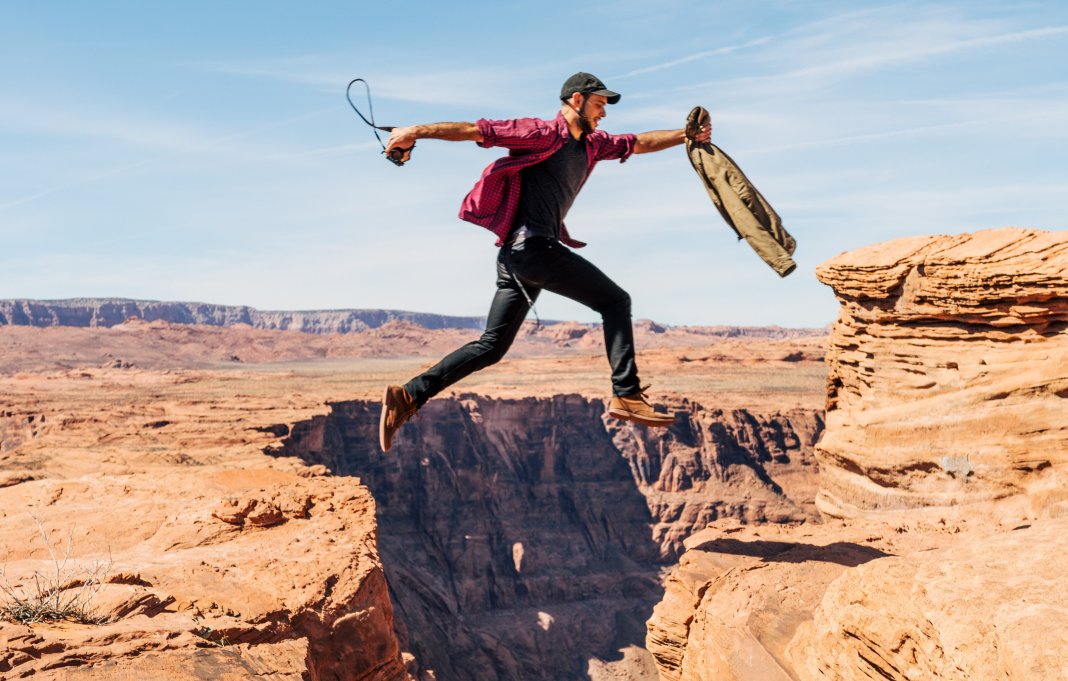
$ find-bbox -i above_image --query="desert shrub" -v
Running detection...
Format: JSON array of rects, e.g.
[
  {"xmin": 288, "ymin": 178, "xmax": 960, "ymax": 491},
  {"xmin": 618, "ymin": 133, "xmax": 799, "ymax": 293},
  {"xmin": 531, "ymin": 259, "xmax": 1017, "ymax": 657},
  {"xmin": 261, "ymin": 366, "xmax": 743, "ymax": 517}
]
[{"xmin": 0, "ymin": 519, "xmax": 112, "ymax": 626}]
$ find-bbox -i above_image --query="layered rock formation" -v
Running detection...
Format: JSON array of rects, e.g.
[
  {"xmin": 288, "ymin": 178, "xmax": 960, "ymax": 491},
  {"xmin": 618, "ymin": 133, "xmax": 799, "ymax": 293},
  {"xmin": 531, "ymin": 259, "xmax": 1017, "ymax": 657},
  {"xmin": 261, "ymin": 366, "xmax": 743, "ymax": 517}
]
[
  {"xmin": 0, "ymin": 298, "xmax": 827, "ymax": 343},
  {"xmin": 0, "ymin": 369, "xmax": 411, "ymax": 680},
  {"xmin": 0, "ymin": 470, "xmax": 407, "ymax": 681},
  {"xmin": 647, "ymin": 520, "xmax": 894, "ymax": 681},
  {"xmin": 276, "ymin": 395, "xmax": 822, "ymax": 680},
  {"xmin": 647, "ymin": 514, "xmax": 1068, "ymax": 681},
  {"xmin": 646, "ymin": 227, "xmax": 1068, "ymax": 681},
  {"xmin": 0, "ymin": 298, "xmax": 486, "ymax": 332},
  {"xmin": 788, "ymin": 518, "xmax": 1068, "ymax": 680},
  {"xmin": 815, "ymin": 226, "xmax": 1068, "ymax": 517}
]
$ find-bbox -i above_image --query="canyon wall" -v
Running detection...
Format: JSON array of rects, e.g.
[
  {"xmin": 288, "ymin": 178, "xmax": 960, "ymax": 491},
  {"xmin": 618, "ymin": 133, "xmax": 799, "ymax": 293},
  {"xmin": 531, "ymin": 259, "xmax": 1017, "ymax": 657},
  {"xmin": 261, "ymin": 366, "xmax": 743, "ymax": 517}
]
[
  {"xmin": 646, "ymin": 227, "xmax": 1068, "ymax": 681},
  {"xmin": 276, "ymin": 394, "xmax": 823, "ymax": 680}
]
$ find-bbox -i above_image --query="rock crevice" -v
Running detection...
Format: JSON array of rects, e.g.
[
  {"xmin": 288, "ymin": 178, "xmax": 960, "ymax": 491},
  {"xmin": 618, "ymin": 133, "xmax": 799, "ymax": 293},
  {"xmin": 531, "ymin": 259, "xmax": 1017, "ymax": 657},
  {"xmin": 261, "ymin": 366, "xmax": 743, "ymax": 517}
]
[{"xmin": 276, "ymin": 394, "xmax": 822, "ymax": 680}]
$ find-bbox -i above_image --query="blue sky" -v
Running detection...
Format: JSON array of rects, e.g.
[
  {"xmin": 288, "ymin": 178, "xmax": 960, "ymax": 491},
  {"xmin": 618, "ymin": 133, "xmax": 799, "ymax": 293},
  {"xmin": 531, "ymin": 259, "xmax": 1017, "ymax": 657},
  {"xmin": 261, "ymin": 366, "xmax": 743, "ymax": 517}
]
[{"xmin": 2, "ymin": 1, "xmax": 1066, "ymax": 327}]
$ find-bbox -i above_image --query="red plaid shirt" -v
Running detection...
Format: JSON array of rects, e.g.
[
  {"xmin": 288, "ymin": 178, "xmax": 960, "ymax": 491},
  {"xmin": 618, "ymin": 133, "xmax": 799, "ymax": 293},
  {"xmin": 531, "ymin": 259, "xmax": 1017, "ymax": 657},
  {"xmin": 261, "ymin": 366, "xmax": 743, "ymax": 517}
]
[{"xmin": 458, "ymin": 113, "xmax": 637, "ymax": 248}]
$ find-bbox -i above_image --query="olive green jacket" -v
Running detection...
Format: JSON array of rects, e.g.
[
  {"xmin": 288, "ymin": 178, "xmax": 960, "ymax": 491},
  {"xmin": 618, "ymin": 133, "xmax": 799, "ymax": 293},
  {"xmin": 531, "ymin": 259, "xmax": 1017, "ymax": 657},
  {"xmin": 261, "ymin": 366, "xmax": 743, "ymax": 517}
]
[{"xmin": 685, "ymin": 106, "xmax": 797, "ymax": 277}]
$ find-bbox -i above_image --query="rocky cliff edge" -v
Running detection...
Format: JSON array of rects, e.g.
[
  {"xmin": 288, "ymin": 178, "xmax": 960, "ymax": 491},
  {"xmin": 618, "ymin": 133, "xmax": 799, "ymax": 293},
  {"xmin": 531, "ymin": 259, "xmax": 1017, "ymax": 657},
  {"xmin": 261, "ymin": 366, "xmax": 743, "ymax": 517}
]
[{"xmin": 647, "ymin": 227, "xmax": 1068, "ymax": 680}]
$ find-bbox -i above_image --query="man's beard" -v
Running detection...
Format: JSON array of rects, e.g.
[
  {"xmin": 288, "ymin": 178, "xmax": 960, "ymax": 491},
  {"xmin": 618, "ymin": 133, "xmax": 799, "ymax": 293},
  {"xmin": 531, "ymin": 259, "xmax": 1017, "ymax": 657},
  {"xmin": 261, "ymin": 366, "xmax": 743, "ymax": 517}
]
[
  {"xmin": 575, "ymin": 98, "xmax": 595, "ymax": 135},
  {"xmin": 577, "ymin": 114, "xmax": 594, "ymax": 135}
]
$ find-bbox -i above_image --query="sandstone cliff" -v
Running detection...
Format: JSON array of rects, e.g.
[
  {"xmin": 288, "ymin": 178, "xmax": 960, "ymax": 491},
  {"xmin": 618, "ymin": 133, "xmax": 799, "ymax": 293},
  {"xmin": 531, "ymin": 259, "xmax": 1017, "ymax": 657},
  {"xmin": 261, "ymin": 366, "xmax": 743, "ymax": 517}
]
[
  {"xmin": 647, "ymin": 514, "xmax": 1068, "ymax": 681},
  {"xmin": 276, "ymin": 394, "xmax": 822, "ymax": 680},
  {"xmin": 814, "ymin": 226, "xmax": 1068, "ymax": 517},
  {"xmin": 0, "ymin": 369, "xmax": 411, "ymax": 680},
  {"xmin": 646, "ymin": 227, "xmax": 1068, "ymax": 681},
  {"xmin": 0, "ymin": 470, "xmax": 408, "ymax": 681}
]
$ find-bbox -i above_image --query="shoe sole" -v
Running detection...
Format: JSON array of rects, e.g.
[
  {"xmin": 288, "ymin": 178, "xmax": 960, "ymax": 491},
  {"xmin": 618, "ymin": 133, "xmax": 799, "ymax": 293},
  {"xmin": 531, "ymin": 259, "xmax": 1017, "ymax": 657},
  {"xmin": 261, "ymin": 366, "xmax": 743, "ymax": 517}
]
[
  {"xmin": 606, "ymin": 407, "xmax": 676, "ymax": 428},
  {"xmin": 379, "ymin": 385, "xmax": 392, "ymax": 452}
]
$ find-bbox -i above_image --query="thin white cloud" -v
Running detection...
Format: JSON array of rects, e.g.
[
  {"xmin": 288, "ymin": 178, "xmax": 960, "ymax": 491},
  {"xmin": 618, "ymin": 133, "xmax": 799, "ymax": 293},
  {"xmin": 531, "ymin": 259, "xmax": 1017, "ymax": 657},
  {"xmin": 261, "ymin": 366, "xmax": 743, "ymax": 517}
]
[
  {"xmin": 681, "ymin": 24, "xmax": 1068, "ymax": 98},
  {"xmin": 613, "ymin": 36, "xmax": 773, "ymax": 79},
  {"xmin": 608, "ymin": 7, "xmax": 892, "ymax": 84},
  {"xmin": 273, "ymin": 140, "xmax": 381, "ymax": 160},
  {"xmin": 199, "ymin": 55, "xmax": 541, "ymax": 108},
  {"xmin": 783, "ymin": 25, "xmax": 1068, "ymax": 83},
  {"xmin": 741, "ymin": 118, "xmax": 999, "ymax": 154},
  {"xmin": 728, "ymin": 90, "xmax": 1068, "ymax": 155},
  {"xmin": 0, "ymin": 159, "xmax": 151, "ymax": 211},
  {"xmin": 201, "ymin": 54, "xmax": 344, "ymax": 89}
]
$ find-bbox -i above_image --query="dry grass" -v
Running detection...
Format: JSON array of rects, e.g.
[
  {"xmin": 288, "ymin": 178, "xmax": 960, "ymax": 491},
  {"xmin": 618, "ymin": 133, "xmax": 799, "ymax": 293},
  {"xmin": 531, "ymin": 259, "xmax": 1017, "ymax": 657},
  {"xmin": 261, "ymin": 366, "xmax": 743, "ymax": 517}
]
[{"xmin": 0, "ymin": 519, "xmax": 112, "ymax": 626}]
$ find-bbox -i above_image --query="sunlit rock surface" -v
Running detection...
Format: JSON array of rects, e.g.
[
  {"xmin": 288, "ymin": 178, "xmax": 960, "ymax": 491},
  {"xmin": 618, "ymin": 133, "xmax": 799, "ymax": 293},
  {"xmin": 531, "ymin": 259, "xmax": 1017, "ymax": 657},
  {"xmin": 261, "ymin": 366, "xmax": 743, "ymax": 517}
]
[
  {"xmin": 648, "ymin": 228, "xmax": 1068, "ymax": 681},
  {"xmin": 815, "ymin": 226, "xmax": 1068, "ymax": 517}
]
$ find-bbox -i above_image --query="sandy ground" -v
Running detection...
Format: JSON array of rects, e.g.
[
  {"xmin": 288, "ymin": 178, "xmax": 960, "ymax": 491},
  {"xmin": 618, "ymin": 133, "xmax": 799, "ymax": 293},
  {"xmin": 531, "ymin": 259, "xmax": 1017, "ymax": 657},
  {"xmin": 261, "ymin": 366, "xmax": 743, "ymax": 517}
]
[
  {"xmin": 0, "ymin": 320, "xmax": 828, "ymax": 410},
  {"xmin": 0, "ymin": 321, "xmax": 826, "ymax": 487}
]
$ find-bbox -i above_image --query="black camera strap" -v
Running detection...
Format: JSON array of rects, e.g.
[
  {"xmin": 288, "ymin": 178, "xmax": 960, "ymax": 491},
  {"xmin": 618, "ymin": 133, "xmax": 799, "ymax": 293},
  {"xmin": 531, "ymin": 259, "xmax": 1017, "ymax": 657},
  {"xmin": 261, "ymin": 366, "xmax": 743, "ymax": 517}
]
[{"xmin": 346, "ymin": 78, "xmax": 413, "ymax": 166}]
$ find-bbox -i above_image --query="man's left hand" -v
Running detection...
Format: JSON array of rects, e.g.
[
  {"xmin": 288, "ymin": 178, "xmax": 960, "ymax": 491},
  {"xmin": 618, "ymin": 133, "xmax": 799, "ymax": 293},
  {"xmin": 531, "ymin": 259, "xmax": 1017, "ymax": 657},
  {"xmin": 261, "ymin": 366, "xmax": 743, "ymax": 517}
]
[
  {"xmin": 692, "ymin": 122, "xmax": 709, "ymax": 144},
  {"xmin": 692, "ymin": 122, "xmax": 712, "ymax": 143}
]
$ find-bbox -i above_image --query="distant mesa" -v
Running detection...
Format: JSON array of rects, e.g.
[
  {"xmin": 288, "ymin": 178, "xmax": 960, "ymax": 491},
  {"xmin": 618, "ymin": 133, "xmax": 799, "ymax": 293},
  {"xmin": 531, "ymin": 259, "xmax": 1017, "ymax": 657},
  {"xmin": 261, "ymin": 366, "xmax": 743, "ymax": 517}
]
[
  {"xmin": 0, "ymin": 298, "xmax": 830, "ymax": 338},
  {"xmin": 0, "ymin": 298, "xmax": 488, "ymax": 334}
]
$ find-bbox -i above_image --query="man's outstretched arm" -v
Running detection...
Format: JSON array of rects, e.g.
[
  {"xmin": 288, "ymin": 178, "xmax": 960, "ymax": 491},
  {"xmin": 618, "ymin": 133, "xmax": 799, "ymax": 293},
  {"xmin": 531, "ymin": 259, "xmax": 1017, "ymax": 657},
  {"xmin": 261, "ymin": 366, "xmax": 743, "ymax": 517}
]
[
  {"xmin": 633, "ymin": 121, "xmax": 711, "ymax": 154},
  {"xmin": 386, "ymin": 123, "xmax": 483, "ymax": 155}
]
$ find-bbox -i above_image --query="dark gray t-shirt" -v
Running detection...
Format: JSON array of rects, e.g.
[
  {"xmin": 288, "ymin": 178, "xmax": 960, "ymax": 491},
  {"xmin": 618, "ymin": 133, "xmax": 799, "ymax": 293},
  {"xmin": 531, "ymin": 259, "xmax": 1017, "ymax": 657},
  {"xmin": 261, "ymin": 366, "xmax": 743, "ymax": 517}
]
[{"xmin": 512, "ymin": 134, "xmax": 588, "ymax": 242}]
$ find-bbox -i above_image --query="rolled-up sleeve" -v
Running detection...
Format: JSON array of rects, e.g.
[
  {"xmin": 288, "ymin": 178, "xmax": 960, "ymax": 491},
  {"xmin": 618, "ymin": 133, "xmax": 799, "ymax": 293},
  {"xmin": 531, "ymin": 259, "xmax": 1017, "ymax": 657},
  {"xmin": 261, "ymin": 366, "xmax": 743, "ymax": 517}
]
[
  {"xmin": 592, "ymin": 132, "xmax": 637, "ymax": 163},
  {"xmin": 476, "ymin": 118, "xmax": 555, "ymax": 152}
]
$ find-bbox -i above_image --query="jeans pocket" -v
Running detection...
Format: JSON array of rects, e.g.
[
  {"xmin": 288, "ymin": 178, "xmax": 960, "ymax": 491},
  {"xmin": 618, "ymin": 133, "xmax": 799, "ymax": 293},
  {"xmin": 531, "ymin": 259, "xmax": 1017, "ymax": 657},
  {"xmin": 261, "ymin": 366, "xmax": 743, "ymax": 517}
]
[{"xmin": 514, "ymin": 241, "xmax": 565, "ymax": 286}]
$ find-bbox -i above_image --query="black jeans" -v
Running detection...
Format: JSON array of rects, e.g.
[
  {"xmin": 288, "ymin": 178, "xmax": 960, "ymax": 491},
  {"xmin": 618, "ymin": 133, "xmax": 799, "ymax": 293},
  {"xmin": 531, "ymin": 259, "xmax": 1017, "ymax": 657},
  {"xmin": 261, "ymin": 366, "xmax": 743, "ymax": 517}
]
[{"xmin": 404, "ymin": 237, "xmax": 641, "ymax": 406}]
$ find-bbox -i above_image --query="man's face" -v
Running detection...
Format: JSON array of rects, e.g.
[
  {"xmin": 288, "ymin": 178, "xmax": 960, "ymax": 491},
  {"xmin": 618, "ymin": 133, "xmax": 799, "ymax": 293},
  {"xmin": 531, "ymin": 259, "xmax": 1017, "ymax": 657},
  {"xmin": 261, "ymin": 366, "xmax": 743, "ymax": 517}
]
[
  {"xmin": 581, "ymin": 94, "xmax": 608, "ymax": 129},
  {"xmin": 567, "ymin": 92, "xmax": 608, "ymax": 132}
]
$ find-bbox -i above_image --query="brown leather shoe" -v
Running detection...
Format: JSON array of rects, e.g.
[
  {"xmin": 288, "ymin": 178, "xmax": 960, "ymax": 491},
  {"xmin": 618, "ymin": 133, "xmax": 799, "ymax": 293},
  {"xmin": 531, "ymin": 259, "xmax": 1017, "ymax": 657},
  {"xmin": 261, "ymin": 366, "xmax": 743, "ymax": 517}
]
[
  {"xmin": 379, "ymin": 385, "xmax": 417, "ymax": 452},
  {"xmin": 607, "ymin": 386, "xmax": 676, "ymax": 428}
]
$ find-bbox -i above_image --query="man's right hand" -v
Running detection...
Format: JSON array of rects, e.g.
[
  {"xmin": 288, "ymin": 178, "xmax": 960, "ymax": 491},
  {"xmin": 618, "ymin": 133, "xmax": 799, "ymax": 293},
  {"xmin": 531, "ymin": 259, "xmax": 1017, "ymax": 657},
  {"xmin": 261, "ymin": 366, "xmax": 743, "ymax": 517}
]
[{"xmin": 386, "ymin": 126, "xmax": 418, "ymax": 161}]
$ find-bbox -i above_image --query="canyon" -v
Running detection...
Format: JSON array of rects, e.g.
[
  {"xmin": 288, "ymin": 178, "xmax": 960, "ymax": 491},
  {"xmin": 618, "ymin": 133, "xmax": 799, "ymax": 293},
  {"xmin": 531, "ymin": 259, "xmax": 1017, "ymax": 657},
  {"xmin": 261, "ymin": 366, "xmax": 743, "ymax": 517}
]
[
  {"xmin": 275, "ymin": 396, "xmax": 821, "ymax": 679},
  {"xmin": 0, "ymin": 311, "xmax": 825, "ymax": 679}
]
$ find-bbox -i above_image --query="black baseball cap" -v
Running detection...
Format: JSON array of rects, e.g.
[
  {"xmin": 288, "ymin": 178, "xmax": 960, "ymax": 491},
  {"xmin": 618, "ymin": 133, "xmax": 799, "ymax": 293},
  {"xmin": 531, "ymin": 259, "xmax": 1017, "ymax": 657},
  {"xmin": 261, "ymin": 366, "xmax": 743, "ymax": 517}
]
[{"xmin": 560, "ymin": 72, "xmax": 621, "ymax": 104}]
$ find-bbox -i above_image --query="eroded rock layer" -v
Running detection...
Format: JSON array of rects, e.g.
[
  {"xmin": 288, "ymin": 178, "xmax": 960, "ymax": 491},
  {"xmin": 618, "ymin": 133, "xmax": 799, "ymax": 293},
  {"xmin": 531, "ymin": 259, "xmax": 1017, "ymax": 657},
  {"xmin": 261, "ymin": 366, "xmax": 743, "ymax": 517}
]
[
  {"xmin": 647, "ymin": 515, "xmax": 1068, "ymax": 681},
  {"xmin": 277, "ymin": 395, "xmax": 822, "ymax": 680},
  {"xmin": 814, "ymin": 227, "xmax": 1068, "ymax": 516},
  {"xmin": 0, "ymin": 470, "xmax": 407, "ymax": 681},
  {"xmin": 0, "ymin": 366, "xmax": 418, "ymax": 680},
  {"xmin": 645, "ymin": 227, "xmax": 1068, "ymax": 681},
  {"xmin": 789, "ymin": 518, "xmax": 1068, "ymax": 680}
]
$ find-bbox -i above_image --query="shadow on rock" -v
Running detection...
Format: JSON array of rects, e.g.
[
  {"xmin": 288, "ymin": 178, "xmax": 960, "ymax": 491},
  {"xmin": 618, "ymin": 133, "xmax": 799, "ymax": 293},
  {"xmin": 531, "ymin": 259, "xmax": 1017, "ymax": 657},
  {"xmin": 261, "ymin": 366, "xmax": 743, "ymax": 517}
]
[{"xmin": 687, "ymin": 536, "xmax": 892, "ymax": 567}]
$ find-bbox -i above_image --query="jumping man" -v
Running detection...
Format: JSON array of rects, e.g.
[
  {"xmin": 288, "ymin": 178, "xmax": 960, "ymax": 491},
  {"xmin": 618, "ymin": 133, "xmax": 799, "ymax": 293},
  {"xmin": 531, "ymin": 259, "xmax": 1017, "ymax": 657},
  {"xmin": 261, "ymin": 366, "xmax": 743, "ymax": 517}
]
[{"xmin": 379, "ymin": 72, "xmax": 712, "ymax": 452}]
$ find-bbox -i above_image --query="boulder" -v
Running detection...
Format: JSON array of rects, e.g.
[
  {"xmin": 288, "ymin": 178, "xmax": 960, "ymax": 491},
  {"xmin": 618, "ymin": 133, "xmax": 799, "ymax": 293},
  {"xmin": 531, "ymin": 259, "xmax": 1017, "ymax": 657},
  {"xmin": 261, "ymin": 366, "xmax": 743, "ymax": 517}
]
[{"xmin": 814, "ymin": 227, "xmax": 1068, "ymax": 517}]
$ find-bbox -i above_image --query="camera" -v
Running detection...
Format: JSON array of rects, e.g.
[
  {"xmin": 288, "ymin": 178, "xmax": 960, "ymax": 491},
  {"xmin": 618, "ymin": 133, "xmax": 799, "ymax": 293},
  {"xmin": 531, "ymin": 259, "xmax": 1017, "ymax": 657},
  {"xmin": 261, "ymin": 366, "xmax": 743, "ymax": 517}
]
[{"xmin": 386, "ymin": 145, "xmax": 413, "ymax": 166}]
